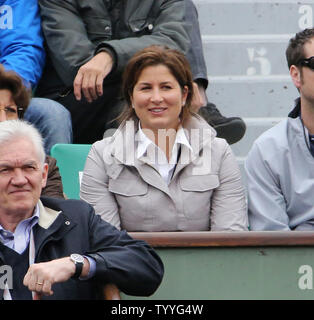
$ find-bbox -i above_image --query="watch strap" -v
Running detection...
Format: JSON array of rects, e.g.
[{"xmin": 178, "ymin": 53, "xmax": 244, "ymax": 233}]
[
  {"xmin": 70, "ymin": 254, "xmax": 84, "ymax": 279},
  {"xmin": 72, "ymin": 261, "xmax": 83, "ymax": 279}
]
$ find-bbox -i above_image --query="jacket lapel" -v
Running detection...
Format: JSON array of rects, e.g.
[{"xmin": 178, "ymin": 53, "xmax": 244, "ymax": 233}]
[
  {"xmin": 108, "ymin": 117, "xmax": 216, "ymax": 195},
  {"xmin": 0, "ymin": 200, "xmax": 75, "ymax": 299},
  {"xmin": 110, "ymin": 121, "xmax": 172, "ymax": 196},
  {"xmin": 34, "ymin": 201, "xmax": 76, "ymax": 259},
  {"xmin": 135, "ymin": 158, "xmax": 171, "ymax": 197},
  {"xmin": 172, "ymin": 116, "xmax": 215, "ymax": 180}
]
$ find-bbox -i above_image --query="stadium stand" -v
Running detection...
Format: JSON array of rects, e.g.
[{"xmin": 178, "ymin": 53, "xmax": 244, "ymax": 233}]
[{"xmin": 194, "ymin": 0, "xmax": 312, "ymax": 185}]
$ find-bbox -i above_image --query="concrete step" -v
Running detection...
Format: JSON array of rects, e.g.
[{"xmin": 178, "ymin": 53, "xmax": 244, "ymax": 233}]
[
  {"xmin": 206, "ymin": 80, "xmax": 297, "ymax": 117},
  {"xmin": 194, "ymin": 0, "xmax": 313, "ymax": 35},
  {"xmin": 192, "ymin": 0, "xmax": 306, "ymax": 171},
  {"xmin": 230, "ymin": 117, "xmax": 283, "ymax": 157},
  {"xmin": 202, "ymin": 42, "xmax": 290, "ymax": 76}
]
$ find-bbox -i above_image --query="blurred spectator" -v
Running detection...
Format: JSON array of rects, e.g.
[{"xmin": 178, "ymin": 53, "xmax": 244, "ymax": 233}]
[
  {"xmin": 36, "ymin": 0, "xmax": 245, "ymax": 145},
  {"xmin": 0, "ymin": 0, "xmax": 72, "ymax": 154},
  {"xmin": 185, "ymin": 0, "xmax": 246, "ymax": 145},
  {"xmin": 0, "ymin": 65, "xmax": 64, "ymax": 198},
  {"xmin": 36, "ymin": 0, "xmax": 188, "ymax": 144}
]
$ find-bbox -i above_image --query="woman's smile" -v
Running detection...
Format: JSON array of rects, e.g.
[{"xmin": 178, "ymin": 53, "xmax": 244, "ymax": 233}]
[{"xmin": 132, "ymin": 64, "xmax": 187, "ymax": 132}]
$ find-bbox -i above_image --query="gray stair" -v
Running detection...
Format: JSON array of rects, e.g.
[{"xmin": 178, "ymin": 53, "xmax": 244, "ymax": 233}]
[{"xmin": 193, "ymin": 0, "xmax": 313, "ymax": 172}]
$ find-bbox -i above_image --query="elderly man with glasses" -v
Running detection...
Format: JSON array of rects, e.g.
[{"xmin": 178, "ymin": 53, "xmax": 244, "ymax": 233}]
[{"xmin": 245, "ymin": 28, "xmax": 314, "ymax": 231}]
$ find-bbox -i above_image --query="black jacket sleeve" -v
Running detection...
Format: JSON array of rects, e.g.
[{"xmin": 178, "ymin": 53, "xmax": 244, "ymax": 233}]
[{"xmin": 85, "ymin": 206, "xmax": 164, "ymax": 296}]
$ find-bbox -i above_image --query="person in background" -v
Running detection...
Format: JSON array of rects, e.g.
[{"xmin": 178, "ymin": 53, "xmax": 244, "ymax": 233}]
[
  {"xmin": 184, "ymin": 0, "xmax": 246, "ymax": 145},
  {"xmin": 0, "ymin": 120, "xmax": 163, "ymax": 300},
  {"xmin": 245, "ymin": 28, "xmax": 314, "ymax": 230},
  {"xmin": 0, "ymin": 0, "xmax": 72, "ymax": 154},
  {"xmin": 80, "ymin": 45, "xmax": 248, "ymax": 232},
  {"xmin": 36, "ymin": 0, "xmax": 245, "ymax": 145},
  {"xmin": 0, "ymin": 65, "xmax": 64, "ymax": 198}
]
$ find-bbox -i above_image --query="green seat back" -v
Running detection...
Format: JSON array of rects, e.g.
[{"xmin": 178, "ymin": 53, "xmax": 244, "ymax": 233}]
[{"xmin": 51, "ymin": 144, "xmax": 92, "ymax": 199}]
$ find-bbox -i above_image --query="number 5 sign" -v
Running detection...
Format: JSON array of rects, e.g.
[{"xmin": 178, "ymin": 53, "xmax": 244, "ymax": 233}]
[{"xmin": 246, "ymin": 47, "xmax": 271, "ymax": 76}]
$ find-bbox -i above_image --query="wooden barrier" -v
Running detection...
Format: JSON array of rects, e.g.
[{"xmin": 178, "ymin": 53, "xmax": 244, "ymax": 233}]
[
  {"xmin": 121, "ymin": 231, "xmax": 314, "ymax": 300},
  {"xmin": 129, "ymin": 231, "xmax": 314, "ymax": 247}
]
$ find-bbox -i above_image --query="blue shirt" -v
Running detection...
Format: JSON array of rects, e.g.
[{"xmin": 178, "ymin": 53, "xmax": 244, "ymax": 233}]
[
  {"xmin": 0, "ymin": 0, "xmax": 45, "ymax": 87},
  {"xmin": 0, "ymin": 205, "xmax": 39, "ymax": 254}
]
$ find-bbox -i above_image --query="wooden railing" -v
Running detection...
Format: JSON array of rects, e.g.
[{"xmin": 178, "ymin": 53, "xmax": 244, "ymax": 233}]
[
  {"xmin": 129, "ymin": 231, "xmax": 314, "ymax": 247},
  {"xmin": 105, "ymin": 231, "xmax": 314, "ymax": 299}
]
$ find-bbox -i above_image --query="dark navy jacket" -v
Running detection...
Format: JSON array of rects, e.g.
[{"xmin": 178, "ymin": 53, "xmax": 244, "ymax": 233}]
[{"xmin": 0, "ymin": 197, "xmax": 164, "ymax": 300}]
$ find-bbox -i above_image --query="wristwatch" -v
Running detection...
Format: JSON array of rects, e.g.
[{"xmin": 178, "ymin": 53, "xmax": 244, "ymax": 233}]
[{"xmin": 70, "ymin": 253, "xmax": 84, "ymax": 279}]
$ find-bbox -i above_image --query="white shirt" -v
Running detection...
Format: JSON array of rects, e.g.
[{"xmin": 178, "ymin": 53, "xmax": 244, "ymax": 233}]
[{"xmin": 136, "ymin": 123, "xmax": 192, "ymax": 184}]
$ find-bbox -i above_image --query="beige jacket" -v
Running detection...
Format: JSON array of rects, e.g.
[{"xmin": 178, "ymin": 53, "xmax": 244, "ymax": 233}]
[{"xmin": 80, "ymin": 116, "xmax": 248, "ymax": 231}]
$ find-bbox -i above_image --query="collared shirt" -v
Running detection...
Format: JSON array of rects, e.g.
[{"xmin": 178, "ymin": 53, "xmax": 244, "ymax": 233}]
[
  {"xmin": 0, "ymin": 205, "xmax": 40, "ymax": 254},
  {"xmin": 298, "ymin": 115, "xmax": 314, "ymax": 158},
  {"xmin": 289, "ymin": 99, "xmax": 314, "ymax": 158},
  {"xmin": 0, "ymin": 204, "xmax": 96, "ymax": 279},
  {"xmin": 136, "ymin": 123, "xmax": 192, "ymax": 185}
]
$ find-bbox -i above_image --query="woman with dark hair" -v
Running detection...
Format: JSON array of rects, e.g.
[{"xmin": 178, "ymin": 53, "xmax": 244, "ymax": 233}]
[
  {"xmin": 0, "ymin": 65, "xmax": 64, "ymax": 198},
  {"xmin": 81, "ymin": 45, "xmax": 247, "ymax": 231}
]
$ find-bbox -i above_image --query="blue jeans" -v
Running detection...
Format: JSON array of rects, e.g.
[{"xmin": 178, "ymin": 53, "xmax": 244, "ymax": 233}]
[{"xmin": 24, "ymin": 98, "xmax": 73, "ymax": 155}]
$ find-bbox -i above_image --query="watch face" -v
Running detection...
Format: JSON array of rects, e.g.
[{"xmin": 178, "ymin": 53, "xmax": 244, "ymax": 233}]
[{"xmin": 71, "ymin": 254, "xmax": 84, "ymax": 263}]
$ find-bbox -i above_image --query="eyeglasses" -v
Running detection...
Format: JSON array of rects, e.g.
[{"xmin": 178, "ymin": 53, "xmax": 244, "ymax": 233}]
[
  {"xmin": 298, "ymin": 56, "xmax": 314, "ymax": 70},
  {"xmin": 0, "ymin": 106, "xmax": 24, "ymax": 119}
]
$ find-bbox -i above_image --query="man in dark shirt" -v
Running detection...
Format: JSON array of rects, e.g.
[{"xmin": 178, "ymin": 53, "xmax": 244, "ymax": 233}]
[{"xmin": 36, "ymin": 0, "xmax": 245, "ymax": 145}]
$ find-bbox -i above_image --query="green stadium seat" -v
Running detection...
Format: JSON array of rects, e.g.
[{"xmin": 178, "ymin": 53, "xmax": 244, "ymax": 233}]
[{"xmin": 51, "ymin": 144, "xmax": 92, "ymax": 199}]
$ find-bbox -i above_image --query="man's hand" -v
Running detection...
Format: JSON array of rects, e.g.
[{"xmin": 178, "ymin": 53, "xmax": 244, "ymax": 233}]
[
  {"xmin": 23, "ymin": 257, "xmax": 90, "ymax": 298},
  {"xmin": 191, "ymin": 82, "xmax": 206, "ymax": 112},
  {"xmin": 73, "ymin": 51, "xmax": 113, "ymax": 103}
]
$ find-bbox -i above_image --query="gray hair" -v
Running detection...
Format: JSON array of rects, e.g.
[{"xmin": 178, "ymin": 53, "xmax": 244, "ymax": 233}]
[{"xmin": 0, "ymin": 120, "xmax": 45, "ymax": 165}]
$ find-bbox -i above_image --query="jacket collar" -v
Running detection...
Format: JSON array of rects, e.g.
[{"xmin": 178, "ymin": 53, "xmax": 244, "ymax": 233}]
[
  {"xmin": 105, "ymin": 116, "xmax": 216, "ymax": 195},
  {"xmin": 288, "ymin": 97, "xmax": 301, "ymax": 118},
  {"xmin": 106, "ymin": 120, "xmax": 170, "ymax": 195},
  {"xmin": 109, "ymin": 115, "xmax": 216, "ymax": 165},
  {"xmin": 38, "ymin": 199, "xmax": 60, "ymax": 229},
  {"xmin": 34, "ymin": 199, "xmax": 76, "ymax": 259},
  {"xmin": 0, "ymin": 199, "xmax": 75, "ymax": 299}
]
